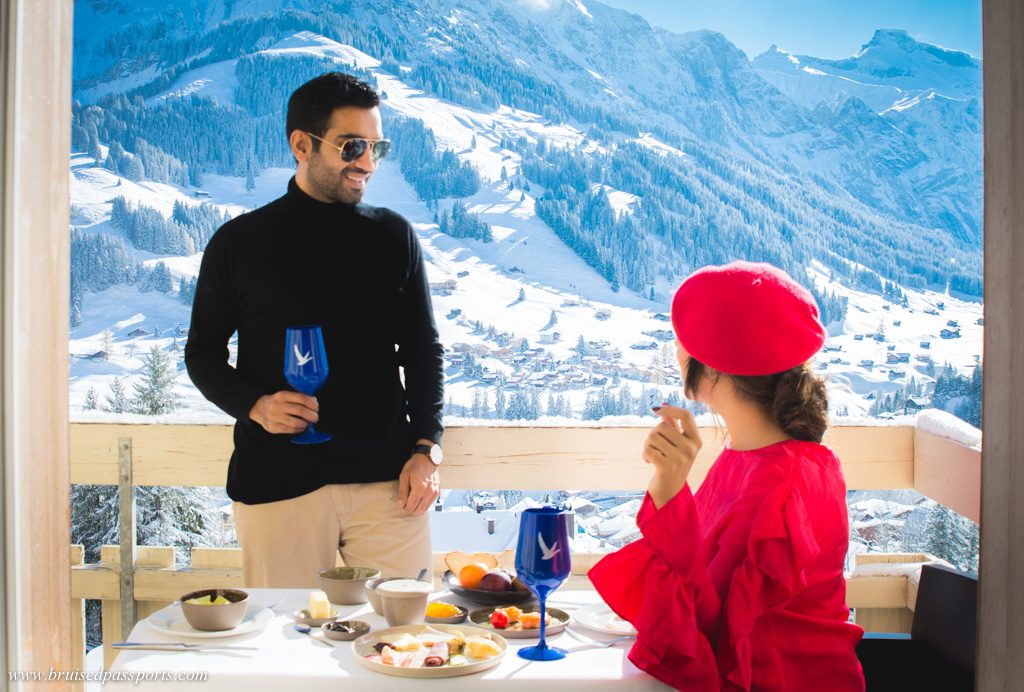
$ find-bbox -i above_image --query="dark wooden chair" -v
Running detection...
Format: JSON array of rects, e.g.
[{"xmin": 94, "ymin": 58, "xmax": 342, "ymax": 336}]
[{"xmin": 856, "ymin": 563, "xmax": 977, "ymax": 691}]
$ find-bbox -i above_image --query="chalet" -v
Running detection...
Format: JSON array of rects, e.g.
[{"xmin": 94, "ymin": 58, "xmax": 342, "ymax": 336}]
[
  {"xmin": 126, "ymin": 328, "xmax": 149, "ymax": 338},
  {"xmin": 87, "ymin": 351, "xmax": 107, "ymax": 362},
  {"xmin": 538, "ymin": 332, "xmax": 561, "ymax": 345},
  {"xmin": 560, "ymin": 299, "xmax": 584, "ymax": 307},
  {"xmin": 904, "ymin": 397, "xmax": 931, "ymax": 413},
  {"xmin": 823, "ymin": 344, "xmax": 842, "ymax": 352},
  {"xmin": 920, "ymin": 341, "xmax": 931, "ymax": 349},
  {"xmin": 977, "ymin": 317, "xmax": 985, "ymax": 326},
  {"xmin": 429, "ymin": 280, "xmax": 457, "ymax": 295},
  {"xmin": 630, "ymin": 341, "xmax": 658, "ymax": 350},
  {"xmin": 941, "ymin": 327, "xmax": 962, "ymax": 339},
  {"xmin": 924, "ymin": 308, "xmax": 939, "ymax": 315},
  {"xmin": 446, "ymin": 308, "xmax": 462, "ymax": 320},
  {"xmin": 191, "ymin": 190, "xmax": 210, "ymax": 198},
  {"xmin": 859, "ymin": 359, "xmax": 875, "ymax": 368},
  {"xmin": 937, "ymin": 301, "xmax": 946, "ymax": 310},
  {"xmin": 652, "ymin": 313, "xmax": 670, "ymax": 322},
  {"xmin": 893, "ymin": 320, "xmax": 902, "ymax": 326},
  {"xmin": 594, "ymin": 309, "xmax": 611, "ymax": 321},
  {"xmin": 457, "ymin": 270, "xmax": 469, "ymax": 278},
  {"xmin": 595, "ymin": 347, "xmax": 621, "ymax": 360},
  {"xmin": 591, "ymin": 375, "xmax": 608, "ymax": 386},
  {"xmin": 915, "ymin": 354, "xmax": 933, "ymax": 363},
  {"xmin": 947, "ymin": 319, "xmax": 960, "ymax": 328},
  {"xmin": 854, "ymin": 334, "xmax": 864, "ymax": 341}
]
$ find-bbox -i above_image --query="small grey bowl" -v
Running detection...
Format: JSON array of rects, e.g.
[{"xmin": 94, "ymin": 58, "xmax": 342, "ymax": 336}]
[
  {"xmin": 292, "ymin": 606, "xmax": 342, "ymax": 628},
  {"xmin": 318, "ymin": 566, "xmax": 381, "ymax": 605},
  {"xmin": 179, "ymin": 588, "xmax": 249, "ymax": 632},
  {"xmin": 321, "ymin": 619, "xmax": 370, "ymax": 641},
  {"xmin": 424, "ymin": 602, "xmax": 468, "ymax": 624}
]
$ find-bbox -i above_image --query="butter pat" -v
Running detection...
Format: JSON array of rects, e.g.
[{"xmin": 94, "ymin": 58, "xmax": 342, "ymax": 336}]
[{"xmin": 309, "ymin": 590, "xmax": 331, "ymax": 619}]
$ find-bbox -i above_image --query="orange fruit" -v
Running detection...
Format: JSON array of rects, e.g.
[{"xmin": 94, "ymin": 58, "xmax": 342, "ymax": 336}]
[{"xmin": 458, "ymin": 562, "xmax": 490, "ymax": 589}]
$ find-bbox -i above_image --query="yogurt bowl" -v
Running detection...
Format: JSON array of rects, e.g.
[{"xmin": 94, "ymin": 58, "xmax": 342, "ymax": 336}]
[
  {"xmin": 365, "ymin": 576, "xmax": 405, "ymax": 615},
  {"xmin": 376, "ymin": 579, "xmax": 433, "ymax": 627}
]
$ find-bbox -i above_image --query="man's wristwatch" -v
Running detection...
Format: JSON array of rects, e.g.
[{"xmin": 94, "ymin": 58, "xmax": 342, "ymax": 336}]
[{"xmin": 413, "ymin": 443, "xmax": 443, "ymax": 466}]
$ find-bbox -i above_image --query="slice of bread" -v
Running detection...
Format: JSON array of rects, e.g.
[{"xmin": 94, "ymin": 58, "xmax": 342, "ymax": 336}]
[
  {"xmin": 444, "ymin": 551, "xmax": 499, "ymax": 576},
  {"xmin": 495, "ymin": 549, "xmax": 516, "ymax": 572}
]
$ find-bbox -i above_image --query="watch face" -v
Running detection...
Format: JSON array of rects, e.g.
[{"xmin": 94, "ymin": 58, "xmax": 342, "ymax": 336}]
[{"xmin": 429, "ymin": 444, "xmax": 443, "ymax": 465}]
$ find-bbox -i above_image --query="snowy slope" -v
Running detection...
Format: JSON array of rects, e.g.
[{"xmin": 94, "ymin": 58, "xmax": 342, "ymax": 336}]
[{"xmin": 67, "ymin": 15, "xmax": 983, "ymax": 424}]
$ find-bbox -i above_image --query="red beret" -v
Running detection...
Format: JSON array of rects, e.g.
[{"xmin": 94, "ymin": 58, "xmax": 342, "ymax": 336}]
[{"xmin": 670, "ymin": 261, "xmax": 826, "ymax": 376}]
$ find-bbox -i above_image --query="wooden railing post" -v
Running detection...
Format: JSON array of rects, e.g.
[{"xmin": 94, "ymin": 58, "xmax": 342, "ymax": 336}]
[
  {"xmin": 117, "ymin": 438, "xmax": 136, "ymax": 652},
  {"xmin": 69, "ymin": 546, "xmax": 85, "ymax": 692}
]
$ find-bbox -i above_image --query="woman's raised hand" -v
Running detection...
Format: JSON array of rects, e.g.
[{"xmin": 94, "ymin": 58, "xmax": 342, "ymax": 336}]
[{"xmin": 643, "ymin": 404, "xmax": 702, "ymax": 509}]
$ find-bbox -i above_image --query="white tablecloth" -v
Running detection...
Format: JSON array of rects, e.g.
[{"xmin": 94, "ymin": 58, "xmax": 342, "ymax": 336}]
[{"xmin": 111, "ymin": 588, "xmax": 670, "ymax": 691}]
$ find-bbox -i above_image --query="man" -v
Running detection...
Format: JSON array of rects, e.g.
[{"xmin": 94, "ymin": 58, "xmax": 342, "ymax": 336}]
[{"xmin": 185, "ymin": 73, "xmax": 444, "ymax": 587}]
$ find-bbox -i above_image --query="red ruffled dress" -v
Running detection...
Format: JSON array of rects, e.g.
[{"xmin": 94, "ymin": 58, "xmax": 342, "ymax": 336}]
[{"xmin": 589, "ymin": 440, "xmax": 865, "ymax": 691}]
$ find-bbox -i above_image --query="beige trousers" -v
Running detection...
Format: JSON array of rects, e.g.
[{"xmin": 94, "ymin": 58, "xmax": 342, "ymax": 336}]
[{"xmin": 232, "ymin": 481, "xmax": 432, "ymax": 588}]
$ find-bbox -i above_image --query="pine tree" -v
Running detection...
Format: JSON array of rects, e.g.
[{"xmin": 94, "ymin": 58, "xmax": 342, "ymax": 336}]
[
  {"xmin": 132, "ymin": 346, "xmax": 182, "ymax": 415},
  {"xmin": 494, "ymin": 387, "xmax": 506, "ymax": 419},
  {"xmin": 83, "ymin": 387, "xmax": 99, "ymax": 411},
  {"xmin": 575, "ymin": 335, "xmax": 587, "ymax": 359},
  {"xmin": 921, "ymin": 503, "xmax": 959, "ymax": 565},
  {"xmin": 102, "ymin": 329, "xmax": 114, "ymax": 360},
  {"xmin": 105, "ymin": 377, "xmax": 130, "ymax": 413},
  {"xmin": 245, "ymin": 156, "xmax": 256, "ymax": 192}
]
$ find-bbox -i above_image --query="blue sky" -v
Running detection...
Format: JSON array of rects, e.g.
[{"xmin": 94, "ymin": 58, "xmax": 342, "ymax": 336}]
[{"xmin": 600, "ymin": 0, "xmax": 982, "ymax": 60}]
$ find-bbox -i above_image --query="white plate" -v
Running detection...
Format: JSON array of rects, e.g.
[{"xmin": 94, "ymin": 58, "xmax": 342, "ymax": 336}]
[
  {"xmin": 572, "ymin": 604, "xmax": 637, "ymax": 636},
  {"xmin": 353, "ymin": 624, "xmax": 506, "ymax": 678},
  {"xmin": 467, "ymin": 606, "xmax": 571, "ymax": 638},
  {"xmin": 148, "ymin": 604, "xmax": 274, "ymax": 639}
]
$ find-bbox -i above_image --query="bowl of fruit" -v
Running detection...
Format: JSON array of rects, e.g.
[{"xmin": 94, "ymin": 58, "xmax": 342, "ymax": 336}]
[
  {"xmin": 442, "ymin": 551, "xmax": 534, "ymax": 606},
  {"xmin": 179, "ymin": 588, "xmax": 249, "ymax": 631}
]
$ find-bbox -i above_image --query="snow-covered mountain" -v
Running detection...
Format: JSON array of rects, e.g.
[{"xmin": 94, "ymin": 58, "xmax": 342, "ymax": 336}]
[
  {"xmin": 68, "ymin": 0, "xmax": 983, "ymax": 424},
  {"xmin": 754, "ymin": 29, "xmax": 980, "ymax": 106},
  {"xmin": 754, "ymin": 28, "xmax": 982, "ymax": 244}
]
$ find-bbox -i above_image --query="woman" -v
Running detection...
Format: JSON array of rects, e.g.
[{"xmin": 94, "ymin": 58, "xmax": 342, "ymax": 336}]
[{"xmin": 589, "ymin": 261, "xmax": 865, "ymax": 691}]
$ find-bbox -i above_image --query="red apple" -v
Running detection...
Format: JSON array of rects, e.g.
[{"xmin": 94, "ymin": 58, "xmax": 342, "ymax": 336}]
[{"xmin": 477, "ymin": 570, "xmax": 513, "ymax": 592}]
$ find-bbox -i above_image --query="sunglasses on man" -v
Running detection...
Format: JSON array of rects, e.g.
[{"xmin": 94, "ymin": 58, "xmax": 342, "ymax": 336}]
[{"xmin": 305, "ymin": 131, "xmax": 391, "ymax": 163}]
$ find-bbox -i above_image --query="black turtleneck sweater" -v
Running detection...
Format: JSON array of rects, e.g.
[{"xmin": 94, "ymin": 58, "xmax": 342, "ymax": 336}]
[{"xmin": 185, "ymin": 178, "xmax": 444, "ymax": 504}]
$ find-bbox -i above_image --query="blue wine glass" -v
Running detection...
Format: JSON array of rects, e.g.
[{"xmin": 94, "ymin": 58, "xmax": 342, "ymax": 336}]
[
  {"xmin": 283, "ymin": 325, "xmax": 331, "ymax": 445},
  {"xmin": 515, "ymin": 506, "xmax": 572, "ymax": 661}
]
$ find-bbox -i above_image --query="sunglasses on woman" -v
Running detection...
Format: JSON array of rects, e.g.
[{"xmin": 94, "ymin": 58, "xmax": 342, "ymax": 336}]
[{"xmin": 305, "ymin": 131, "xmax": 391, "ymax": 163}]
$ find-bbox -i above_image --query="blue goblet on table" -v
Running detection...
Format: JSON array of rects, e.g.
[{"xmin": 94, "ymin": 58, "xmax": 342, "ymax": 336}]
[
  {"xmin": 515, "ymin": 506, "xmax": 572, "ymax": 661},
  {"xmin": 283, "ymin": 325, "xmax": 331, "ymax": 445}
]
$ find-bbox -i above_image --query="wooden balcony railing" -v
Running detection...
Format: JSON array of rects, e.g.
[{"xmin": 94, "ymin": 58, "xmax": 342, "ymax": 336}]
[{"xmin": 69, "ymin": 419, "xmax": 981, "ymax": 675}]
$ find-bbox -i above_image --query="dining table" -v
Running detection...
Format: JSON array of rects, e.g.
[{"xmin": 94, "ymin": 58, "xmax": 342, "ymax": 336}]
[{"xmin": 110, "ymin": 586, "xmax": 671, "ymax": 691}]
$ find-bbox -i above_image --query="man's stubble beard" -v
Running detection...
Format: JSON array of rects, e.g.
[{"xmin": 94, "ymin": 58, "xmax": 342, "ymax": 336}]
[{"xmin": 308, "ymin": 153, "xmax": 365, "ymax": 205}]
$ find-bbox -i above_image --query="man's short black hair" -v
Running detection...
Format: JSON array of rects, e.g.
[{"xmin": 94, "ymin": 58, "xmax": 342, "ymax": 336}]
[{"xmin": 286, "ymin": 72, "xmax": 380, "ymax": 145}]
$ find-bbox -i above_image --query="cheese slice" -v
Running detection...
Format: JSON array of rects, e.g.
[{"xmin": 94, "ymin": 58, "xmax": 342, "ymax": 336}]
[{"xmin": 309, "ymin": 590, "xmax": 331, "ymax": 619}]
